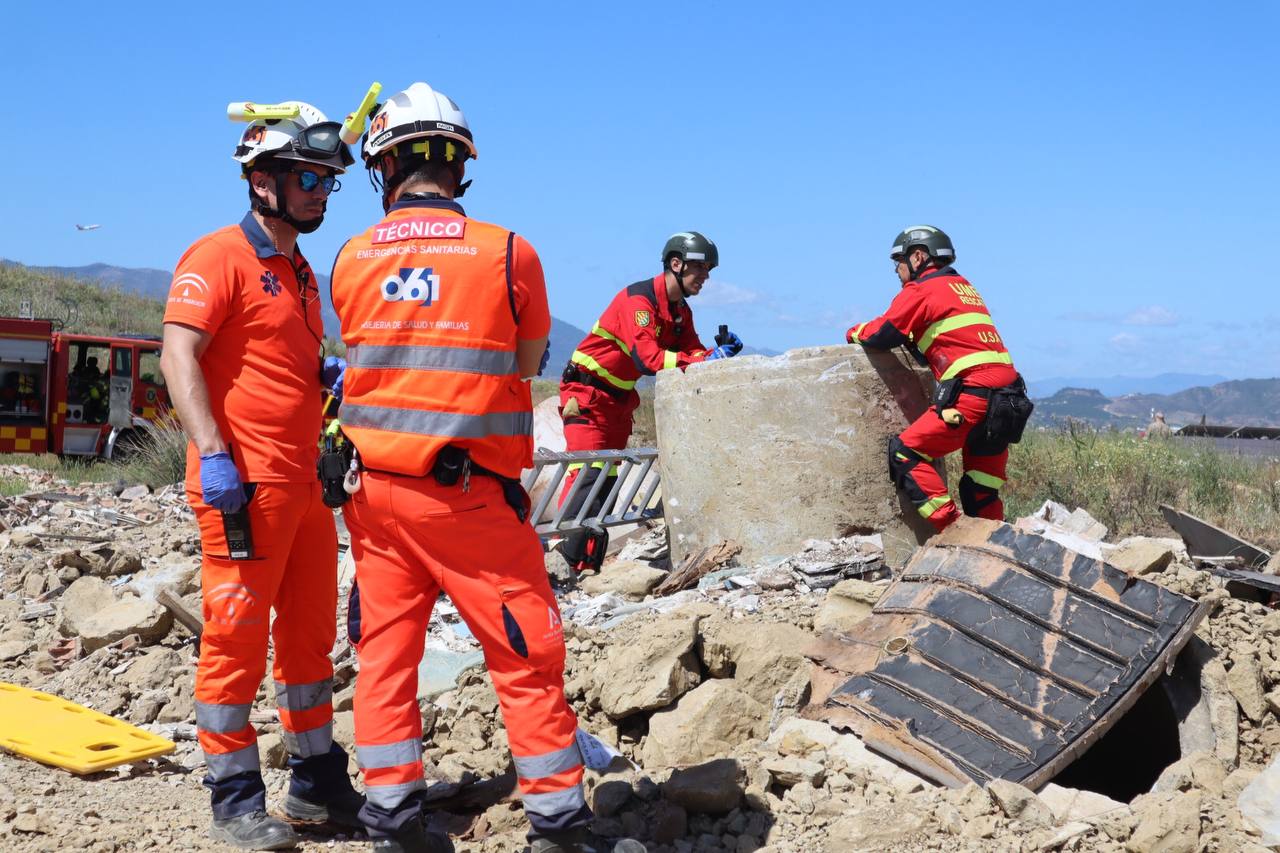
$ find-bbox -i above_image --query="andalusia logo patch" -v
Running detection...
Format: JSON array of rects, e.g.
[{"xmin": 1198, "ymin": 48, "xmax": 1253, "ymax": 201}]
[{"xmin": 634, "ymin": 310, "xmax": 651, "ymax": 327}]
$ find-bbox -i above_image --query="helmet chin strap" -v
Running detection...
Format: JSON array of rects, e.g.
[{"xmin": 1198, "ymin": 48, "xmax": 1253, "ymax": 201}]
[
  {"xmin": 255, "ymin": 170, "xmax": 324, "ymax": 234},
  {"xmin": 671, "ymin": 262, "xmax": 695, "ymax": 299}
]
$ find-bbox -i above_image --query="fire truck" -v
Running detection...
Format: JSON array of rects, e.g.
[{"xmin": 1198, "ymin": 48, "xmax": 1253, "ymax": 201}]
[{"xmin": 0, "ymin": 317, "xmax": 171, "ymax": 459}]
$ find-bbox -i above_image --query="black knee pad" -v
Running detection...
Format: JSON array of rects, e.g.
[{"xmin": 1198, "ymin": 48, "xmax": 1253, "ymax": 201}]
[
  {"xmin": 958, "ymin": 473, "xmax": 1000, "ymax": 516},
  {"xmin": 887, "ymin": 437, "xmax": 930, "ymax": 505}
]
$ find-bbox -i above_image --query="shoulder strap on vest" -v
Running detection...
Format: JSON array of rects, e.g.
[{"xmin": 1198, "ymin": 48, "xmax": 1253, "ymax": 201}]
[{"xmin": 504, "ymin": 231, "xmax": 517, "ymax": 323}]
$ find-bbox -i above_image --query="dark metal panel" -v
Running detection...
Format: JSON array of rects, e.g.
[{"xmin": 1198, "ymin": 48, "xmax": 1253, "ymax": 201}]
[{"xmin": 809, "ymin": 517, "xmax": 1207, "ymax": 789}]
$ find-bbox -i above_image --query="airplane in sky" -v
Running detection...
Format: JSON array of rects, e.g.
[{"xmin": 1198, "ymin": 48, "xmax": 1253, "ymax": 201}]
[{"xmin": 75, "ymin": 224, "xmax": 101, "ymax": 231}]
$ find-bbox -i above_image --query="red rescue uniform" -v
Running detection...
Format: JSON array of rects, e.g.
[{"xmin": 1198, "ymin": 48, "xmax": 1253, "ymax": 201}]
[
  {"xmin": 849, "ymin": 265, "xmax": 1019, "ymax": 531},
  {"xmin": 331, "ymin": 197, "xmax": 588, "ymax": 840},
  {"xmin": 164, "ymin": 212, "xmax": 346, "ymax": 819},
  {"xmin": 557, "ymin": 275, "xmax": 710, "ymax": 567}
]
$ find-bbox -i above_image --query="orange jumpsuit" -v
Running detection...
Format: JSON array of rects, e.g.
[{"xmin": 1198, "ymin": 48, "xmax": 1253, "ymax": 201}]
[
  {"xmin": 165, "ymin": 212, "xmax": 352, "ymax": 818},
  {"xmin": 331, "ymin": 196, "xmax": 590, "ymax": 840}
]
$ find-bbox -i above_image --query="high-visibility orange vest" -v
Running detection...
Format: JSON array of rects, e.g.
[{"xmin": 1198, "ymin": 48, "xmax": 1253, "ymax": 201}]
[{"xmin": 331, "ymin": 199, "xmax": 533, "ymax": 479}]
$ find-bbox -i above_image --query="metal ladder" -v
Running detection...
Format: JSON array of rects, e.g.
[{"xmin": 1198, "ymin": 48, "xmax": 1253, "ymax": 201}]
[{"xmin": 521, "ymin": 448, "xmax": 663, "ymax": 537}]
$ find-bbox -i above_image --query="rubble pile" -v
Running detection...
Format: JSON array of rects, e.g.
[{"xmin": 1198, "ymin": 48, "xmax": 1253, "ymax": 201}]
[{"xmin": 4, "ymin": 468, "xmax": 1280, "ymax": 851}]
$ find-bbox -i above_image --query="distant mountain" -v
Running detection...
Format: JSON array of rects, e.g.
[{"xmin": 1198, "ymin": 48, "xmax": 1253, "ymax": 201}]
[
  {"xmin": 1031, "ymin": 387, "xmax": 1139, "ymax": 427},
  {"xmin": 1106, "ymin": 379, "xmax": 1280, "ymax": 428},
  {"xmin": 1032, "ymin": 378, "xmax": 1280, "ymax": 428},
  {"xmin": 1026, "ymin": 372, "xmax": 1229, "ymax": 399},
  {"xmin": 1, "ymin": 259, "xmax": 591, "ymax": 366}
]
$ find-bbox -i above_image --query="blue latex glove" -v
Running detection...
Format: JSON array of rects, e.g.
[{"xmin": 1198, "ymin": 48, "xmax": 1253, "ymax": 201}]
[
  {"xmin": 722, "ymin": 331, "xmax": 744, "ymax": 355},
  {"xmin": 705, "ymin": 345, "xmax": 735, "ymax": 361},
  {"xmin": 322, "ymin": 356, "xmax": 346, "ymax": 403},
  {"xmin": 538, "ymin": 341, "xmax": 551, "ymax": 376},
  {"xmin": 200, "ymin": 452, "xmax": 245, "ymax": 512}
]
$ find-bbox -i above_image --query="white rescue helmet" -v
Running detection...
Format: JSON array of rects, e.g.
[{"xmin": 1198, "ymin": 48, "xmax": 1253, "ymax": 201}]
[
  {"xmin": 361, "ymin": 82, "xmax": 477, "ymax": 163},
  {"xmin": 233, "ymin": 101, "xmax": 353, "ymax": 173}
]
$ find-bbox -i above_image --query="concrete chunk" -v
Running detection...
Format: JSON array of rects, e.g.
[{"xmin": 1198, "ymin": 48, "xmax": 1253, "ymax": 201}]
[
  {"xmin": 654, "ymin": 345, "xmax": 936, "ymax": 568},
  {"xmin": 642, "ymin": 680, "xmax": 766, "ymax": 768},
  {"xmin": 597, "ymin": 615, "xmax": 701, "ymax": 719}
]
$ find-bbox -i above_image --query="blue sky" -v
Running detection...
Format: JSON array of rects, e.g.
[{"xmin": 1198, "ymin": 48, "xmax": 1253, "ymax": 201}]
[{"xmin": 2, "ymin": 2, "xmax": 1277, "ymax": 381}]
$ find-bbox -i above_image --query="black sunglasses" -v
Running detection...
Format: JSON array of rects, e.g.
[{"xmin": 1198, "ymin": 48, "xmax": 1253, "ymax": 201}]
[{"xmin": 293, "ymin": 169, "xmax": 341, "ymax": 193}]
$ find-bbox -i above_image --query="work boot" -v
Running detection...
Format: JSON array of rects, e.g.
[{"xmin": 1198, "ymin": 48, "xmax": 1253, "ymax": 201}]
[
  {"xmin": 283, "ymin": 788, "xmax": 366, "ymax": 829},
  {"xmin": 370, "ymin": 812, "xmax": 454, "ymax": 853},
  {"xmin": 527, "ymin": 828, "xmax": 647, "ymax": 853},
  {"xmin": 209, "ymin": 809, "xmax": 299, "ymax": 850}
]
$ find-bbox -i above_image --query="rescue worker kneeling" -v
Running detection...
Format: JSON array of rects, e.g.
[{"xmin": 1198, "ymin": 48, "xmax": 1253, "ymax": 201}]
[
  {"xmin": 331, "ymin": 82, "xmax": 645, "ymax": 853},
  {"xmin": 846, "ymin": 225, "xmax": 1033, "ymax": 532}
]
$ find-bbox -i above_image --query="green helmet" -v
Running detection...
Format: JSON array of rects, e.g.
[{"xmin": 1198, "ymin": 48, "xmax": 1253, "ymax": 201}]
[
  {"xmin": 662, "ymin": 231, "xmax": 719, "ymax": 270},
  {"xmin": 890, "ymin": 225, "xmax": 956, "ymax": 265}
]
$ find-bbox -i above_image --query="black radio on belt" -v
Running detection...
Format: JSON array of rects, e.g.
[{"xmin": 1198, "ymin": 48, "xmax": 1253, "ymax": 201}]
[
  {"xmin": 317, "ymin": 431, "xmax": 355, "ymax": 508},
  {"xmin": 222, "ymin": 483, "xmax": 258, "ymax": 560}
]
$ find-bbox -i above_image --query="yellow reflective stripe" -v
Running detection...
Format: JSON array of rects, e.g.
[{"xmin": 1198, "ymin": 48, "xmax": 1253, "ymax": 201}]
[
  {"xmin": 896, "ymin": 448, "xmax": 932, "ymax": 463},
  {"xmin": 965, "ymin": 470, "xmax": 1004, "ymax": 489},
  {"xmin": 663, "ymin": 350, "xmax": 678, "ymax": 369},
  {"xmin": 569, "ymin": 351, "xmax": 637, "ymax": 390},
  {"xmin": 918, "ymin": 313, "xmax": 994, "ymax": 354},
  {"xmin": 940, "ymin": 351, "xmax": 1013, "ymax": 381},
  {"xmin": 918, "ymin": 496, "xmax": 953, "ymax": 518},
  {"xmin": 591, "ymin": 323, "xmax": 630, "ymax": 356},
  {"xmin": 853, "ymin": 322, "xmax": 867, "ymax": 340},
  {"xmin": 567, "ymin": 460, "xmax": 616, "ymax": 473}
]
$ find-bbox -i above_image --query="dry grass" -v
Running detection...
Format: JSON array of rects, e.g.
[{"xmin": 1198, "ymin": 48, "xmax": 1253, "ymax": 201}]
[
  {"xmin": 1006, "ymin": 422, "xmax": 1280, "ymax": 549},
  {"xmin": 120, "ymin": 411, "xmax": 188, "ymax": 489}
]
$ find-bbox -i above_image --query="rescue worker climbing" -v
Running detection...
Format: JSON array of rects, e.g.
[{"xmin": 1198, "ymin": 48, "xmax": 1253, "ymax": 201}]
[
  {"xmin": 161, "ymin": 98, "xmax": 361, "ymax": 850},
  {"xmin": 558, "ymin": 232, "xmax": 743, "ymax": 571},
  {"xmin": 330, "ymin": 81, "xmax": 645, "ymax": 853},
  {"xmin": 846, "ymin": 225, "xmax": 1033, "ymax": 532}
]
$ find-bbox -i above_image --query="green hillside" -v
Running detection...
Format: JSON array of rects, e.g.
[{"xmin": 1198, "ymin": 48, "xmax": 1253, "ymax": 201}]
[{"xmin": 0, "ymin": 263, "xmax": 164, "ymax": 337}]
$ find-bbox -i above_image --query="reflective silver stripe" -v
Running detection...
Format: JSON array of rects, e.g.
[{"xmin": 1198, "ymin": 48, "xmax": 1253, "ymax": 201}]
[
  {"xmin": 357, "ymin": 739, "xmax": 423, "ymax": 770},
  {"xmin": 341, "ymin": 404, "xmax": 533, "ymax": 438},
  {"xmin": 521, "ymin": 785, "xmax": 586, "ymax": 817},
  {"xmin": 195, "ymin": 701, "xmax": 251, "ymax": 735},
  {"xmin": 348, "ymin": 344, "xmax": 517, "ymax": 377},
  {"xmin": 512, "ymin": 742, "xmax": 584, "ymax": 780},
  {"xmin": 274, "ymin": 680, "xmax": 332, "ymax": 712},
  {"xmin": 365, "ymin": 778, "xmax": 426, "ymax": 809},
  {"xmin": 204, "ymin": 743, "xmax": 260, "ymax": 781},
  {"xmin": 282, "ymin": 722, "xmax": 333, "ymax": 759}
]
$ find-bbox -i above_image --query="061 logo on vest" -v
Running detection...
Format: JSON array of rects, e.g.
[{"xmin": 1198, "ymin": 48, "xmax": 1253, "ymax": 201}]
[{"xmin": 381, "ymin": 267, "xmax": 442, "ymax": 306}]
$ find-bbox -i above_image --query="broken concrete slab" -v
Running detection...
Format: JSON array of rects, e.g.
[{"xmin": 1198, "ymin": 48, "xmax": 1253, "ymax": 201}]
[
  {"xmin": 77, "ymin": 596, "xmax": 172, "ymax": 652},
  {"xmin": 578, "ymin": 561, "xmax": 668, "ymax": 600},
  {"xmin": 654, "ymin": 345, "xmax": 937, "ymax": 569},
  {"xmin": 812, "ymin": 579, "xmax": 885, "ymax": 635},
  {"xmin": 597, "ymin": 615, "xmax": 701, "ymax": 719},
  {"xmin": 1227, "ymin": 655, "xmax": 1268, "ymax": 723},
  {"xmin": 1103, "ymin": 537, "xmax": 1181, "ymax": 576},
  {"xmin": 806, "ymin": 517, "xmax": 1208, "ymax": 789},
  {"xmin": 697, "ymin": 618, "xmax": 811, "ymax": 707},
  {"xmin": 1126, "ymin": 790, "xmax": 1202, "ymax": 853},
  {"xmin": 1037, "ymin": 783, "xmax": 1126, "ymax": 823},
  {"xmin": 56, "ymin": 576, "xmax": 116, "ymax": 637},
  {"xmin": 642, "ymin": 679, "xmax": 767, "ymax": 768},
  {"xmin": 1239, "ymin": 751, "xmax": 1280, "ymax": 845},
  {"xmin": 1151, "ymin": 750, "xmax": 1227, "ymax": 795},
  {"xmin": 986, "ymin": 779, "xmax": 1053, "ymax": 828},
  {"xmin": 1159, "ymin": 504, "xmax": 1270, "ymax": 569}
]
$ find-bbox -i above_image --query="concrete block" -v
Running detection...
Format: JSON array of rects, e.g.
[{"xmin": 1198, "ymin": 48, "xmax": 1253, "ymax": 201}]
[{"xmin": 655, "ymin": 345, "xmax": 937, "ymax": 568}]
